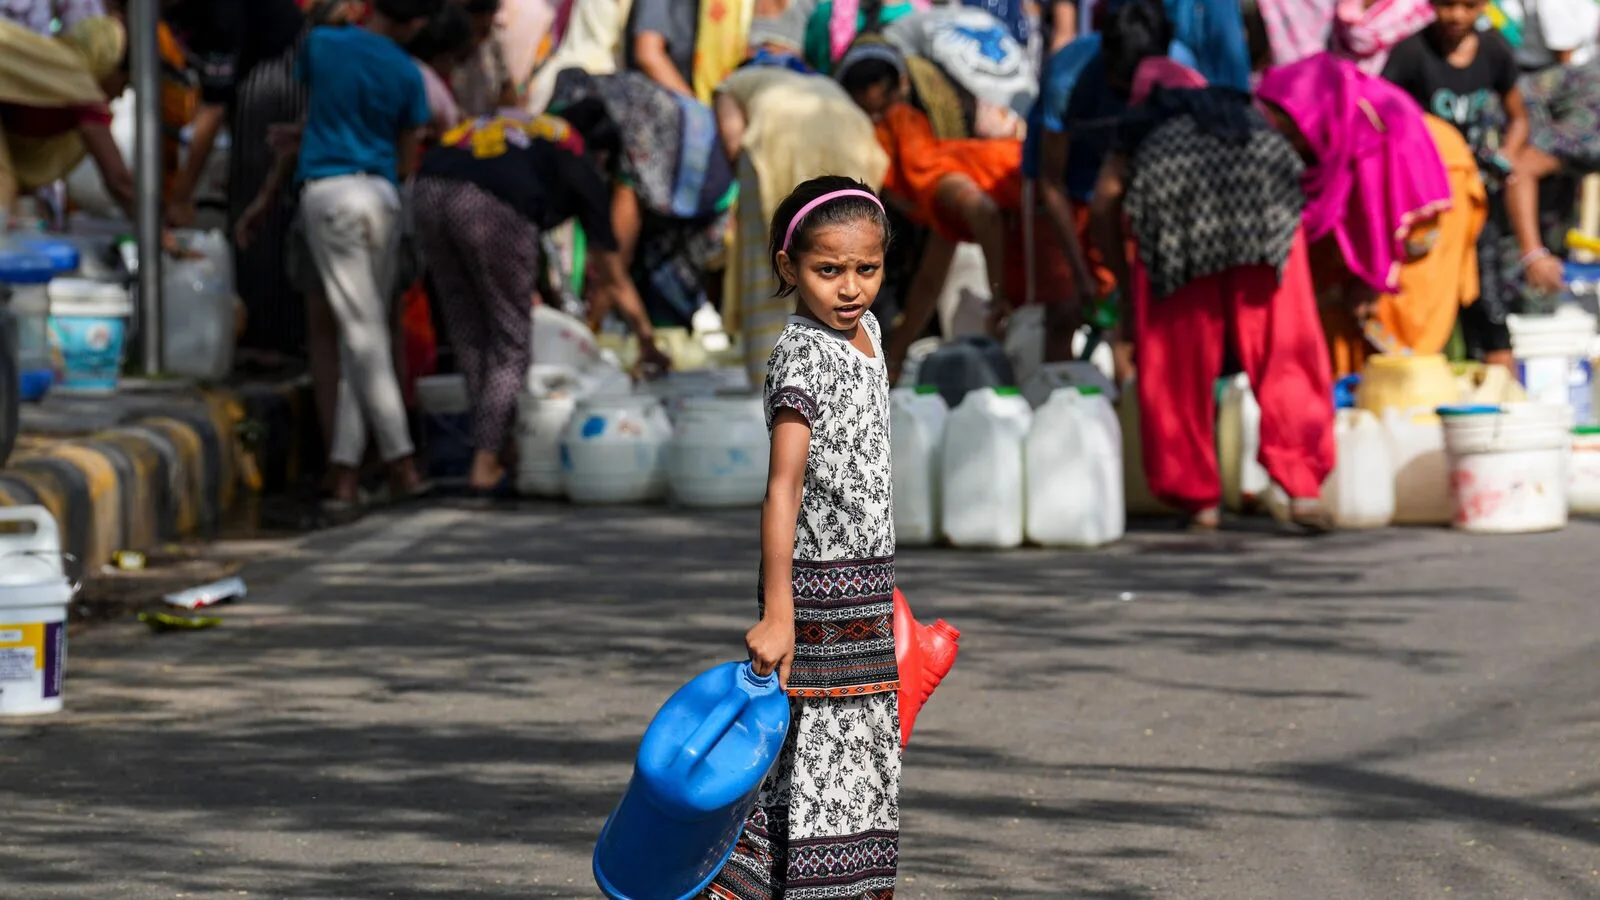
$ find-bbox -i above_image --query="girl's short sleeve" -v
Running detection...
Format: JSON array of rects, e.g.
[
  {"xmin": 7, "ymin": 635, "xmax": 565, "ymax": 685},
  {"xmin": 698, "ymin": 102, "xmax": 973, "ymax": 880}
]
[{"xmin": 764, "ymin": 333, "xmax": 823, "ymax": 429}]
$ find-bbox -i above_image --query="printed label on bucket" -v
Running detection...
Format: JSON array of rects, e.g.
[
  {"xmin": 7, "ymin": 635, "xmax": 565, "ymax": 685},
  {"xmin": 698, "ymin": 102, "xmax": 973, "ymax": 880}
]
[{"xmin": 0, "ymin": 622, "xmax": 65, "ymax": 709}]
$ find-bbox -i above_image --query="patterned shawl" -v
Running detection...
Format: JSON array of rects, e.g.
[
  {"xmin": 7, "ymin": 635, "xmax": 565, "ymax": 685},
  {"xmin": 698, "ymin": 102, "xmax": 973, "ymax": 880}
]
[{"xmin": 1122, "ymin": 91, "xmax": 1306, "ymax": 300}]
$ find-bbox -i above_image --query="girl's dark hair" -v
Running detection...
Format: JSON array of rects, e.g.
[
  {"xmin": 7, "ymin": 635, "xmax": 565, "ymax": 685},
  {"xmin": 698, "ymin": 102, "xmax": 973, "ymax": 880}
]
[
  {"xmin": 1102, "ymin": 0, "xmax": 1174, "ymax": 91},
  {"xmin": 407, "ymin": 1, "xmax": 473, "ymax": 62},
  {"xmin": 461, "ymin": 0, "xmax": 501, "ymax": 13},
  {"xmin": 768, "ymin": 175, "xmax": 893, "ymax": 297}
]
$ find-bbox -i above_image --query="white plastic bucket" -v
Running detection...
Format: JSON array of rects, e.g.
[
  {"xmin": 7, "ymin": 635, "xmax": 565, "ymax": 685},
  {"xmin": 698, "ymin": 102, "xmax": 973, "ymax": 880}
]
[
  {"xmin": 666, "ymin": 394, "xmax": 768, "ymax": 508},
  {"xmin": 1441, "ymin": 404, "xmax": 1572, "ymax": 534},
  {"xmin": 47, "ymin": 278, "xmax": 133, "ymax": 394},
  {"xmin": 1567, "ymin": 427, "xmax": 1600, "ymax": 515},
  {"xmin": 0, "ymin": 506, "xmax": 73, "ymax": 716},
  {"xmin": 1507, "ymin": 308, "xmax": 1597, "ymax": 424}
]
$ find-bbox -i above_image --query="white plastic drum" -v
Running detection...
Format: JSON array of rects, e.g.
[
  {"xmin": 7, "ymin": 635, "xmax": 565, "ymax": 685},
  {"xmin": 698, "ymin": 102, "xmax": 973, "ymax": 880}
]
[
  {"xmin": 561, "ymin": 395, "xmax": 672, "ymax": 504},
  {"xmin": 1441, "ymin": 404, "xmax": 1572, "ymax": 534},
  {"xmin": 667, "ymin": 394, "xmax": 769, "ymax": 508}
]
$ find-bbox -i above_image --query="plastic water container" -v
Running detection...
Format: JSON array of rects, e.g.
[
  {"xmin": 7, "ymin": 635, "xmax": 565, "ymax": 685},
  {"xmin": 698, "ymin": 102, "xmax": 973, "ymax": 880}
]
[
  {"xmin": 891, "ymin": 386, "xmax": 949, "ymax": 546},
  {"xmin": 1382, "ymin": 407, "xmax": 1453, "ymax": 525},
  {"xmin": 180, "ymin": 229, "xmax": 236, "ymax": 300},
  {"xmin": 162, "ymin": 230, "xmax": 235, "ymax": 380},
  {"xmin": 1507, "ymin": 306, "xmax": 1597, "ymax": 425},
  {"xmin": 416, "ymin": 374, "xmax": 473, "ymax": 480},
  {"xmin": 12, "ymin": 237, "xmax": 81, "ymax": 276},
  {"xmin": 1358, "ymin": 354, "xmax": 1459, "ymax": 418},
  {"xmin": 941, "ymin": 386, "xmax": 1031, "ymax": 548},
  {"xmin": 517, "ymin": 366, "xmax": 587, "ymax": 498},
  {"xmin": 48, "ymin": 278, "xmax": 132, "ymax": 394},
  {"xmin": 1025, "ymin": 386, "xmax": 1124, "ymax": 547},
  {"xmin": 1440, "ymin": 403, "xmax": 1571, "ymax": 533},
  {"xmin": 1117, "ymin": 378, "xmax": 1175, "ymax": 516},
  {"xmin": 533, "ymin": 304, "xmax": 609, "ymax": 373},
  {"xmin": 1321, "ymin": 409, "xmax": 1395, "ymax": 529},
  {"xmin": 1021, "ymin": 360, "xmax": 1118, "ymax": 409},
  {"xmin": 1003, "ymin": 304, "xmax": 1047, "ymax": 387},
  {"xmin": 594, "ymin": 661, "xmax": 789, "ymax": 900},
  {"xmin": 667, "ymin": 394, "xmax": 769, "ymax": 508},
  {"xmin": 917, "ymin": 335, "xmax": 1015, "ymax": 409},
  {"xmin": 0, "ymin": 506, "xmax": 73, "ymax": 716},
  {"xmin": 939, "ymin": 242, "xmax": 991, "ymax": 338},
  {"xmin": 561, "ymin": 394, "xmax": 672, "ymax": 504},
  {"xmin": 1218, "ymin": 374, "xmax": 1271, "ymax": 513},
  {"xmin": 896, "ymin": 336, "xmax": 942, "ymax": 388},
  {"xmin": 1569, "ymin": 426, "xmax": 1600, "ymax": 515},
  {"xmin": 640, "ymin": 370, "xmax": 732, "ymax": 423},
  {"xmin": 0, "ymin": 248, "xmax": 55, "ymax": 401}
]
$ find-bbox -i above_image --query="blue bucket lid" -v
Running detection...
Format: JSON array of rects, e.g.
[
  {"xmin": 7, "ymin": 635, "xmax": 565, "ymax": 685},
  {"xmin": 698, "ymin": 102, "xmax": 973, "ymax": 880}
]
[
  {"xmin": 13, "ymin": 237, "xmax": 79, "ymax": 274},
  {"xmin": 0, "ymin": 248, "xmax": 54, "ymax": 285},
  {"xmin": 1436, "ymin": 404, "xmax": 1502, "ymax": 417}
]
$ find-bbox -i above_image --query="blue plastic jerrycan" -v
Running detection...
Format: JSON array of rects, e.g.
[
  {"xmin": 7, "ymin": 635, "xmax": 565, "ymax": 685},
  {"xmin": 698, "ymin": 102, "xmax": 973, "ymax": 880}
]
[{"xmin": 594, "ymin": 661, "xmax": 791, "ymax": 900}]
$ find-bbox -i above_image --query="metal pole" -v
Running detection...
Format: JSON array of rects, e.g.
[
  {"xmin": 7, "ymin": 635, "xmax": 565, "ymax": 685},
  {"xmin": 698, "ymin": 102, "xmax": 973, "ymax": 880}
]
[{"xmin": 130, "ymin": 0, "xmax": 162, "ymax": 375}]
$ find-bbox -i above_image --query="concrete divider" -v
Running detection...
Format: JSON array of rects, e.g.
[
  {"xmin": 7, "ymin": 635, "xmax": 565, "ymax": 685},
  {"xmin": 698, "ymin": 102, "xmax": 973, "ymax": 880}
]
[{"xmin": 0, "ymin": 379, "xmax": 312, "ymax": 573}]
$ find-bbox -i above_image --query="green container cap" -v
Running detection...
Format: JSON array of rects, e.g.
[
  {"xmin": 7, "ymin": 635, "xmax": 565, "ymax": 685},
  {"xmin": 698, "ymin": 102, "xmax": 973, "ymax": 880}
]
[
  {"xmin": 1076, "ymin": 385, "xmax": 1104, "ymax": 396},
  {"xmin": 994, "ymin": 386, "xmax": 1022, "ymax": 397},
  {"xmin": 914, "ymin": 384, "xmax": 939, "ymax": 395},
  {"xmin": 1574, "ymin": 425, "xmax": 1600, "ymax": 436}
]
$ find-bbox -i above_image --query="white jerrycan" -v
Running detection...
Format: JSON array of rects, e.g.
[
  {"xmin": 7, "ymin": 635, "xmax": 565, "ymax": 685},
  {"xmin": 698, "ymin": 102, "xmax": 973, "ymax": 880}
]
[
  {"xmin": 1025, "ymin": 386, "xmax": 1125, "ymax": 547},
  {"xmin": 891, "ymin": 386, "xmax": 950, "ymax": 546},
  {"xmin": 941, "ymin": 387, "xmax": 1032, "ymax": 548}
]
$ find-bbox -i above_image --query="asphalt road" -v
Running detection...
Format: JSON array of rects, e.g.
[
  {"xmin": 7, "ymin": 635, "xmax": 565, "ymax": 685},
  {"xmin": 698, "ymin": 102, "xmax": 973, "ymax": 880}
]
[{"xmin": 1, "ymin": 503, "xmax": 1597, "ymax": 899}]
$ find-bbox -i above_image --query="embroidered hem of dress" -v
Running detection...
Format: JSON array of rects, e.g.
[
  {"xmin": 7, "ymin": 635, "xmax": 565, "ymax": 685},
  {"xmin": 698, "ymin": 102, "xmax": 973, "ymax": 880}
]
[{"xmin": 787, "ymin": 681, "xmax": 900, "ymax": 699}]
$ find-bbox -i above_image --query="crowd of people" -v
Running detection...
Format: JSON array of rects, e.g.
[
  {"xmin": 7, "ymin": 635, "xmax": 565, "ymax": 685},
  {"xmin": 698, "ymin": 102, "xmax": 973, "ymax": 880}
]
[{"xmin": 1, "ymin": 0, "xmax": 1597, "ymax": 518}]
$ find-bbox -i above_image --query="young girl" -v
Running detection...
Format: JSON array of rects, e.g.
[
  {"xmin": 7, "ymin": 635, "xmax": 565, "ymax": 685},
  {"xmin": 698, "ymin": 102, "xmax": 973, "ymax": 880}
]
[{"xmin": 708, "ymin": 176, "xmax": 900, "ymax": 899}]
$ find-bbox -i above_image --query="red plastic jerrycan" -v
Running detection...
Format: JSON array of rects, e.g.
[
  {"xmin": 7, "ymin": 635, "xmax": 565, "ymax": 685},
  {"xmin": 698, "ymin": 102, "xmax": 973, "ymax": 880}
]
[
  {"xmin": 594, "ymin": 661, "xmax": 790, "ymax": 900},
  {"xmin": 893, "ymin": 588, "xmax": 962, "ymax": 746}
]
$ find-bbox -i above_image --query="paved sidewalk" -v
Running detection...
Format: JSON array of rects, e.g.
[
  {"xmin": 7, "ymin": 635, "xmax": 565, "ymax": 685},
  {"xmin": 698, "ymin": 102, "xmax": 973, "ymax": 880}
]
[{"xmin": 1, "ymin": 504, "xmax": 1597, "ymax": 899}]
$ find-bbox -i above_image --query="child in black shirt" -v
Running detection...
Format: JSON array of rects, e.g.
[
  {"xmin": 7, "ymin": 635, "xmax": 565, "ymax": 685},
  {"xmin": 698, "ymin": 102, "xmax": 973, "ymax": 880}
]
[{"xmin": 1384, "ymin": 0, "xmax": 1528, "ymax": 367}]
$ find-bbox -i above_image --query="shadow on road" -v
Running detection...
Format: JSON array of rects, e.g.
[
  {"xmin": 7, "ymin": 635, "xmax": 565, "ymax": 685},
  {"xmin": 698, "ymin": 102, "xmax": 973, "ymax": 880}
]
[{"xmin": 0, "ymin": 505, "xmax": 1596, "ymax": 897}]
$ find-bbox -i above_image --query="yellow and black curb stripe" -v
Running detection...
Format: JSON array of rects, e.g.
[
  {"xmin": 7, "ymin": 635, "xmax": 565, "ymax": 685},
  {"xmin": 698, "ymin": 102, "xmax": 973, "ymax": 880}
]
[{"xmin": 0, "ymin": 386, "xmax": 272, "ymax": 574}]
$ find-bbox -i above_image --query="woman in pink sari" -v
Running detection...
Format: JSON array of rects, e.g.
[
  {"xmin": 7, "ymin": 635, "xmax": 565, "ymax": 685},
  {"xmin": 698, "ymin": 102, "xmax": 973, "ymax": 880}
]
[{"xmin": 1256, "ymin": 53, "xmax": 1452, "ymax": 362}]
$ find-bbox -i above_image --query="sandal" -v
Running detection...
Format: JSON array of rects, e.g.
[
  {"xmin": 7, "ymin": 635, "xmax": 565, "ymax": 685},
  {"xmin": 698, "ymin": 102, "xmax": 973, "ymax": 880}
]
[
  {"xmin": 465, "ymin": 472, "xmax": 518, "ymax": 503},
  {"xmin": 1185, "ymin": 506, "xmax": 1222, "ymax": 532},
  {"xmin": 1266, "ymin": 488, "xmax": 1332, "ymax": 535},
  {"xmin": 320, "ymin": 496, "xmax": 365, "ymax": 526}
]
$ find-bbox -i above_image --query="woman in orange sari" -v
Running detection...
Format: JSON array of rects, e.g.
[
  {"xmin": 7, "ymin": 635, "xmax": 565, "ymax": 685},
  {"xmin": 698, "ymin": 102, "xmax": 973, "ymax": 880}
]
[
  {"xmin": 1324, "ymin": 114, "xmax": 1486, "ymax": 376},
  {"xmin": 836, "ymin": 36, "xmax": 1027, "ymax": 373}
]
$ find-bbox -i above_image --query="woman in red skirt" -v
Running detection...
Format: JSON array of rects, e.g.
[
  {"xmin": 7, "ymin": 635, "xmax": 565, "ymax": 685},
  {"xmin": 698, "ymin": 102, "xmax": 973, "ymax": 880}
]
[{"xmin": 1090, "ymin": 57, "xmax": 1335, "ymax": 531}]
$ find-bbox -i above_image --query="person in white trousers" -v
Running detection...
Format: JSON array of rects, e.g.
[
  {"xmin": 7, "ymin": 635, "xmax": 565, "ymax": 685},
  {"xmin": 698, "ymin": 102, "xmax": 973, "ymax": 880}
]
[{"xmin": 238, "ymin": 0, "xmax": 441, "ymax": 517}]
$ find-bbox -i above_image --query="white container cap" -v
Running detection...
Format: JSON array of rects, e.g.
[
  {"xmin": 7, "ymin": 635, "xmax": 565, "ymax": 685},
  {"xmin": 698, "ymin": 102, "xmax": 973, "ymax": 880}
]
[{"xmin": 48, "ymin": 278, "xmax": 132, "ymax": 318}]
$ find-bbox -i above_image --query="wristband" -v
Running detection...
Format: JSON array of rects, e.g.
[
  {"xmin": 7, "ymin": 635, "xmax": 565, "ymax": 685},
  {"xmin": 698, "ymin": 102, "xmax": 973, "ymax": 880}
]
[{"xmin": 1520, "ymin": 247, "xmax": 1553, "ymax": 269}]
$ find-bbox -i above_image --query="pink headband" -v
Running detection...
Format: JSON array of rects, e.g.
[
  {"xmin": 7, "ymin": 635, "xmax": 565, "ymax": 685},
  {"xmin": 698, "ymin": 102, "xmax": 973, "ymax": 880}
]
[{"xmin": 781, "ymin": 189, "xmax": 885, "ymax": 252}]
